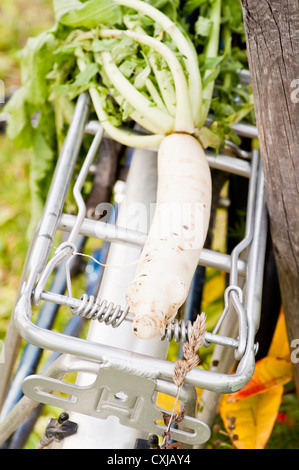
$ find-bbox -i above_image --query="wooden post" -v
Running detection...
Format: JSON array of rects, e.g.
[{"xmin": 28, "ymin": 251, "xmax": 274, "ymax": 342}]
[{"xmin": 241, "ymin": 0, "xmax": 299, "ymax": 397}]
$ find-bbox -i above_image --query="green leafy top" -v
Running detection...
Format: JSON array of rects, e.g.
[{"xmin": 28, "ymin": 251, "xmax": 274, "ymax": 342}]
[{"xmin": 3, "ymin": 0, "xmax": 254, "ymax": 210}]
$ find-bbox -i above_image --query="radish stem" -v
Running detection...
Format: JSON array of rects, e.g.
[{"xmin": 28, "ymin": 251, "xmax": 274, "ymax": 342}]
[
  {"xmin": 99, "ymin": 28, "xmax": 194, "ymax": 133},
  {"xmin": 222, "ymin": 23, "xmax": 232, "ymax": 91},
  {"xmin": 127, "ymin": 133, "xmax": 211, "ymax": 338},
  {"xmin": 148, "ymin": 52, "xmax": 177, "ymax": 118},
  {"xmin": 99, "ymin": 50, "xmax": 174, "ymax": 133},
  {"xmin": 200, "ymin": 0, "xmax": 222, "ymax": 127},
  {"xmin": 145, "ymin": 77, "xmax": 169, "ymax": 114},
  {"xmin": 6, "ymin": 0, "xmax": 254, "ymax": 339},
  {"xmin": 78, "ymin": 63, "xmax": 165, "ymax": 148},
  {"xmin": 114, "ymin": 0, "xmax": 202, "ymax": 127}
]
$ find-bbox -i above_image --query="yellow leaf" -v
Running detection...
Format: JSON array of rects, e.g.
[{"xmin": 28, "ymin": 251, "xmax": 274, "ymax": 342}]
[
  {"xmin": 201, "ymin": 272, "xmax": 225, "ymax": 309},
  {"xmin": 228, "ymin": 356, "xmax": 293, "ymax": 402},
  {"xmin": 268, "ymin": 309, "xmax": 290, "ymax": 358},
  {"xmin": 156, "ymin": 393, "xmax": 180, "ymax": 413},
  {"xmin": 220, "ymin": 386, "xmax": 283, "ymax": 449},
  {"xmin": 219, "ymin": 309, "xmax": 293, "ymax": 449}
]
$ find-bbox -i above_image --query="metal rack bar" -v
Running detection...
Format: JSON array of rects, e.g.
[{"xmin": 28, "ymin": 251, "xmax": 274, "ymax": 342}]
[
  {"xmin": 24, "ymin": 93, "xmax": 91, "ymax": 286},
  {"xmin": 13, "ymin": 152, "xmax": 266, "ymax": 395},
  {"xmin": 57, "ymin": 214, "xmax": 247, "ymax": 275},
  {"xmin": 86, "ymin": 118, "xmax": 259, "ymax": 140}
]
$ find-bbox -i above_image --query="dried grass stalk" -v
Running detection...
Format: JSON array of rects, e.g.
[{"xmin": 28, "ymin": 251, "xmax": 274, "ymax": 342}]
[{"xmin": 161, "ymin": 312, "xmax": 207, "ymax": 448}]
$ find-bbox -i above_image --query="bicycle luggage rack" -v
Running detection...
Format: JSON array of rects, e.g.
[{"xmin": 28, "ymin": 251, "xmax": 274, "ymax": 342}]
[{"xmin": 10, "ymin": 92, "xmax": 267, "ymax": 446}]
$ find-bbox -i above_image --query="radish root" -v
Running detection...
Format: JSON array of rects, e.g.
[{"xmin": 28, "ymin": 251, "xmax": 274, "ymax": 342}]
[{"xmin": 126, "ymin": 133, "xmax": 211, "ymax": 339}]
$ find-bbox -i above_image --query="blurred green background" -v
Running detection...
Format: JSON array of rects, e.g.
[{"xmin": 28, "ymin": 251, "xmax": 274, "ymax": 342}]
[
  {"xmin": 0, "ymin": 0, "xmax": 56, "ymax": 448},
  {"xmin": 0, "ymin": 0, "xmax": 53, "ymax": 343}
]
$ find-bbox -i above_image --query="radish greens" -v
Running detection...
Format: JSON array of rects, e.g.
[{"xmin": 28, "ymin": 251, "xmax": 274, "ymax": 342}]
[{"xmin": 3, "ymin": 0, "xmax": 253, "ymax": 212}]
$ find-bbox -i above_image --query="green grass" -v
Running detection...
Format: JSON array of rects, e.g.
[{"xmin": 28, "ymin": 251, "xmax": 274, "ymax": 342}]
[
  {"xmin": 0, "ymin": 0, "xmax": 72, "ymax": 448},
  {"xmin": 0, "ymin": 135, "xmax": 31, "ymax": 339},
  {"xmin": 0, "ymin": 0, "xmax": 54, "ymax": 90},
  {"xmin": 266, "ymin": 388, "xmax": 299, "ymax": 450},
  {"xmin": 0, "ymin": 0, "xmax": 53, "ymax": 338}
]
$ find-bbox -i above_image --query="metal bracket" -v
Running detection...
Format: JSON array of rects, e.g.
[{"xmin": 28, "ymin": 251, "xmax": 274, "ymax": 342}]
[
  {"xmin": 38, "ymin": 412, "xmax": 78, "ymax": 449},
  {"xmin": 4, "ymin": 93, "xmax": 268, "ymax": 450},
  {"xmin": 22, "ymin": 367, "xmax": 211, "ymax": 446}
]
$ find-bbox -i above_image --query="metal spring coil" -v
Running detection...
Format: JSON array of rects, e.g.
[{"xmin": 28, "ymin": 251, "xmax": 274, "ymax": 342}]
[
  {"xmin": 70, "ymin": 294, "xmax": 130, "ymax": 328},
  {"xmin": 70, "ymin": 294, "xmax": 192, "ymax": 343},
  {"xmin": 162, "ymin": 319, "xmax": 193, "ymax": 343}
]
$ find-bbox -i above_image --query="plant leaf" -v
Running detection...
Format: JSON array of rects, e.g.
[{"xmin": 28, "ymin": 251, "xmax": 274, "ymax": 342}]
[
  {"xmin": 227, "ymin": 356, "xmax": 293, "ymax": 403},
  {"xmin": 268, "ymin": 309, "xmax": 290, "ymax": 358},
  {"xmin": 194, "ymin": 16, "xmax": 213, "ymax": 38},
  {"xmin": 225, "ymin": 103, "xmax": 254, "ymax": 125},
  {"xmin": 19, "ymin": 32, "xmax": 58, "ymax": 107},
  {"xmin": 228, "ymin": 310, "xmax": 293, "ymax": 403},
  {"xmin": 197, "ymin": 126, "xmax": 221, "ymax": 149},
  {"xmin": 4, "ymin": 88, "xmax": 35, "ymax": 149},
  {"xmin": 73, "ymin": 63, "xmax": 99, "ymax": 86},
  {"xmin": 219, "ymin": 308, "xmax": 293, "ymax": 449},
  {"xmin": 156, "ymin": 393, "xmax": 180, "ymax": 413},
  {"xmin": 182, "ymin": 0, "xmax": 208, "ymax": 16},
  {"xmin": 54, "ymin": 0, "xmax": 122, "ymax": 28},
  {"xmin": 220, "ymin": 386, "xmax": 284, "ymax": 449}
]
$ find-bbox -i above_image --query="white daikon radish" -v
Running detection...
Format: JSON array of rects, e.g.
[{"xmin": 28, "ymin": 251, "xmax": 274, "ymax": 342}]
[
  {"xmin": 126, "ymin": 133, "xmax": 211, "ymax": 338},
  {"xmin": 5, "ymin": 0, "xmax": 253, "ymax": 340},
  {"xmin": 75, "ymin": 0, "xmax": 222, "ymax": 338}
]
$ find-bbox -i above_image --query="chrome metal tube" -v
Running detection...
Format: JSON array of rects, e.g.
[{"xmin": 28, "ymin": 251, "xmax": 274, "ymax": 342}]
[
  {"xmin": 245, "ymin": 159, "xmax": 268, "ymax": 335},
  {"xmin": 206, "ymin": 151, "xmax": 251, "ymax": 177},
  {"xmin": 57, "ymin": 214, "xmax": 247, "ymax": 276},
  {"xmin": 25, "ymin": 93, "xmax": 91, "ymax": 288},
  {"xmin": 14, "ymin": 288, "xmax": 255, "ymax": 394},
  {"xmin": 86, "ymin": 118, "xmax": 259, "ymax": 140}
]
